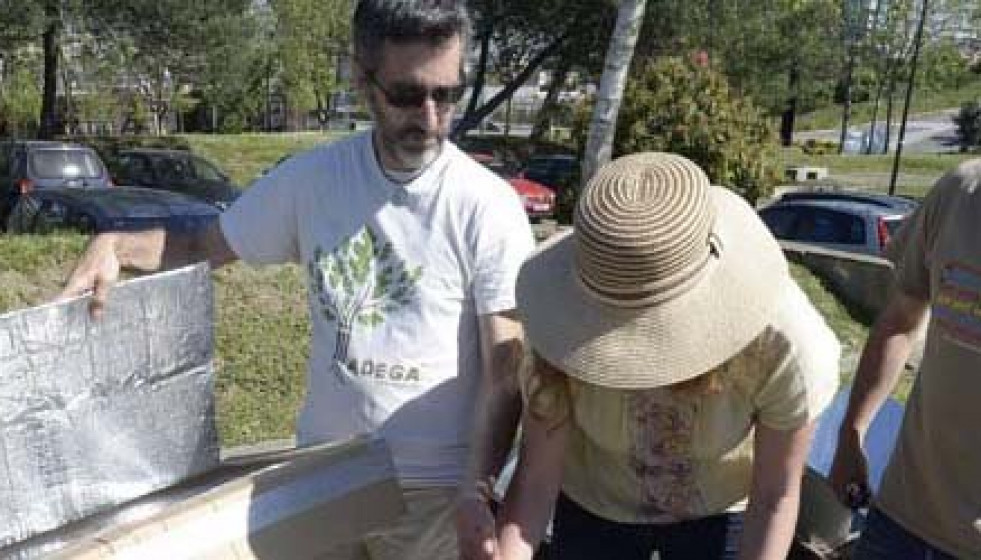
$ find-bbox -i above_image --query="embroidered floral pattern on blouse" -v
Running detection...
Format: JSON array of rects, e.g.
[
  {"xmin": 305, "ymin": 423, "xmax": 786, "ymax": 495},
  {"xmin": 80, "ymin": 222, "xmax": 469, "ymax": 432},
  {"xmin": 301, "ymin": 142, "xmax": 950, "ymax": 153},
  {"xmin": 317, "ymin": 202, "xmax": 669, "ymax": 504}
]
[{"xmin": 627, "ymin": 391, "xmax": 699, "ymax": 520}]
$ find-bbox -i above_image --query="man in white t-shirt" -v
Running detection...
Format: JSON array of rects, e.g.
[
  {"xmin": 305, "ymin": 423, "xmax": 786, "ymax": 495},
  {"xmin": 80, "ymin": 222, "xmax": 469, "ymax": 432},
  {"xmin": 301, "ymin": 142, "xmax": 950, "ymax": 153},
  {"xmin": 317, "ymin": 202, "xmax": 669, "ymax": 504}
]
[{"xmin": 60, "ymin": 2, "xmax": 535, "ymax": 559}]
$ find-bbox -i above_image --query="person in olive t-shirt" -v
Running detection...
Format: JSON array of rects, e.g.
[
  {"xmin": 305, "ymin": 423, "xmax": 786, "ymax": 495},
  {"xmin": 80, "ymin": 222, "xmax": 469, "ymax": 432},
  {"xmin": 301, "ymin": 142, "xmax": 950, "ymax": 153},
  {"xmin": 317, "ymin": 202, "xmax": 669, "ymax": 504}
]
[{"xmin": 830, "ymin": 159, "xmax": 981, "ymax": 559}]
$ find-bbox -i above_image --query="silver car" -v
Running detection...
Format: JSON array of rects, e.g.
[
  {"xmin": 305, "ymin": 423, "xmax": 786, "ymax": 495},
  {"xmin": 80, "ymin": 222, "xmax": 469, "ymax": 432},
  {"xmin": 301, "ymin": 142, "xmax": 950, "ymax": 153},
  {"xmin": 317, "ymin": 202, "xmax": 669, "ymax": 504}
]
[{"xmin": 759, "ymin": 191, "xmax": 917, "ymax": 256}]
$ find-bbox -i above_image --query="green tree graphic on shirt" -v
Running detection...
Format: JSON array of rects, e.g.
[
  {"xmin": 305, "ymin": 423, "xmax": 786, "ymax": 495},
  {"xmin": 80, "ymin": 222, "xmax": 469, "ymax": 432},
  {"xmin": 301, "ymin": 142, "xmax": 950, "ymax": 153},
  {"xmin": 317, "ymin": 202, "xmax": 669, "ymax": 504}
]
[{"xmin": 308, "ymin": 227, "xmax": 422, "ymax": 372}]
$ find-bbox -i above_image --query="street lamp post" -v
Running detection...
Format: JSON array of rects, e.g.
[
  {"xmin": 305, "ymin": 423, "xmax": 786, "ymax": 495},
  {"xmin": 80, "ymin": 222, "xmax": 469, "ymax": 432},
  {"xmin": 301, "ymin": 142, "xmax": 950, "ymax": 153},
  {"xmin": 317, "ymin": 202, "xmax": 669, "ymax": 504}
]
[{"xmin": 888, "ymin": 0, "xmax": 930, "ymax": 195}]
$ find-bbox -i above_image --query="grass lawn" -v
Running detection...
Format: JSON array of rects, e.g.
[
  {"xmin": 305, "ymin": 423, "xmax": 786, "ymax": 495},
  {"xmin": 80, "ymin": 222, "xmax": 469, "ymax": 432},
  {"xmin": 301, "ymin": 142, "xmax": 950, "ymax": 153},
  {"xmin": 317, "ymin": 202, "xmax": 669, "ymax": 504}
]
[
  {"xmin": 180, "ymin": 131, "xmax": 351, "ymax": 186},
  {"xmin": 777, "ymin": 148, "xmax": 978, "ymax": 196}
]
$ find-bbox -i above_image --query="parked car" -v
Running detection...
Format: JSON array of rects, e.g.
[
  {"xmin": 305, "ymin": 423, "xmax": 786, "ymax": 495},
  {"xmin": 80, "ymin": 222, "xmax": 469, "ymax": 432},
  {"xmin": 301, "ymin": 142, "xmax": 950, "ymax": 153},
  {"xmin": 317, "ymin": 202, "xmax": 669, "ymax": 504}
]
[
  {"xmin": 0, "ymin": 140, "xmax": 113, "ymax": 226},
  {"xmin": 759, "ymin": 190, "xmax": 916, "ymax": 256},
  {"xmin": 5, "ymin": 186, "xmax": 220, "ymax": 235},
  {"xmin": 469, "ymin": 152, "xmax": 556, "ymax": 220},
  {"xmin": 111, "ymin": 149, "xmax": 239, "ymax": 209},
  {"xmin": 519, "ymin": 153, "xmax": 578, "ymax": 192},
  {"xmin": 775, "ymin": 189, "xmax": 919, "ymax": 212}
]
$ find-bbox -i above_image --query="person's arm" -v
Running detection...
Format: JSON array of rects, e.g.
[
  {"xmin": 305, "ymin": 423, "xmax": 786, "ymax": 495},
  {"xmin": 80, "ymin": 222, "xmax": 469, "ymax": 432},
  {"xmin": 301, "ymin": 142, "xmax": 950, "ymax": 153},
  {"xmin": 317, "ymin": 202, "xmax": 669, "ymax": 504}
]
[
  {"xmin": 60, "ymin": 222, "xmax": 237, "ymax": 317},
  {"xmin": 496, "ymin": 397, "xmax": 570, "ymax": 560},
  {"xmin": 739, "ymin": 420, "xmax": 816, "ymax": 560},
  {"xmin": 456, "ymin": 311, "xmax": 525, "ymax": 560},
  {"xmin": 828, "ymin": 289, "xmax": 928, "ymax": 505}
]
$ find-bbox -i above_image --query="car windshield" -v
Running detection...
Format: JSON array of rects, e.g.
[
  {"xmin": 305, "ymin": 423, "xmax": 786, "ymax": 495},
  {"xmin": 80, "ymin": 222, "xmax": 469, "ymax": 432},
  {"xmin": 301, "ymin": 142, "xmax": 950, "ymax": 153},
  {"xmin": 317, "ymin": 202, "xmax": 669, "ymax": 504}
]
[{"xmin": 29, "ymin": 149, "xmax": 103, "ymax": 179}]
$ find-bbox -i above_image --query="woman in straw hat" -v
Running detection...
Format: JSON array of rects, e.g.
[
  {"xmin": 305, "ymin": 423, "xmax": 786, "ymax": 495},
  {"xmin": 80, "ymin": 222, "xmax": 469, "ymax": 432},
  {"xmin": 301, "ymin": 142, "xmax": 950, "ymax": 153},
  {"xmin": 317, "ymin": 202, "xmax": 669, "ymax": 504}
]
[{"xmin": 491, "ymin": 153, "xmax": 840, "ymax": 560}]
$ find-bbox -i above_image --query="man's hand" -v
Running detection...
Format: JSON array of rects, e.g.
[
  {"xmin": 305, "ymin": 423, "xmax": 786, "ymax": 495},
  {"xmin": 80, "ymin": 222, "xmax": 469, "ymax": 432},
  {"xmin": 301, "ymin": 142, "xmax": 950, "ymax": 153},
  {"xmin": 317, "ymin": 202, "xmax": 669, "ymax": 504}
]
[
  {"xmin": 455, "ymin": 489, "xmax": 500, "ymax": 560},
  {"xmin": 60, "ymin": 234, "xmax": 122, "ymax": 319},
  {"xmin": 829, "ymin": 428, "xmax": 871, "ymax": 509}
]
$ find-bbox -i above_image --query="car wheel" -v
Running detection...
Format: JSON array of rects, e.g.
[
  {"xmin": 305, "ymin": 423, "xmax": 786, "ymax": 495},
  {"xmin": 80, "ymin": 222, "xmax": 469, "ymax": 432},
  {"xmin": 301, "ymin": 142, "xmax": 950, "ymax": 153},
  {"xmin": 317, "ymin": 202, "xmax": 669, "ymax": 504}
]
[{"xmin": 5, "ymin": 196, "xmax": 42, "ymax": 234}]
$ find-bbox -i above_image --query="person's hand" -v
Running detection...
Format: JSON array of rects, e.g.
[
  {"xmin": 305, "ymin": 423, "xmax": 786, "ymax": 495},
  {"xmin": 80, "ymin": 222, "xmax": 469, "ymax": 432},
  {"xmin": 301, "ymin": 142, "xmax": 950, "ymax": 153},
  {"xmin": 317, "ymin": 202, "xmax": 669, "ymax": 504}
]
[
  {"xmin": 829, "ymin": 428, "xmax": 871, "ymax": 509},
  {"xmin": 455, "ymin": 486, "xmax": 500, "ymax": 560},
  {"xmin": 59, "ymin": 234, "xmax": 121, "ymax": 319}
]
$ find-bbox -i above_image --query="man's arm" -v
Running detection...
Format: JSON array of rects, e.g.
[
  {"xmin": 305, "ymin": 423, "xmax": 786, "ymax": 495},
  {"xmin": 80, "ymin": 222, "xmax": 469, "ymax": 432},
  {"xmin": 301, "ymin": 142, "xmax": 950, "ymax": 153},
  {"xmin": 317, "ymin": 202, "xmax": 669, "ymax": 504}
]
[
  {"xmin": 828, "ymin": 288, "xmax": 928, "ymax": 505},
  {"xmin": 456, "ymin": 311, "xmax": 525, "ymax": 560},
  {"xmin": 60, "ymin": 222, "xmax": 238, "ymax": 316},
  {"xmin": 739, "ymin": 421, "xmax": 816, "ymax": 560}
]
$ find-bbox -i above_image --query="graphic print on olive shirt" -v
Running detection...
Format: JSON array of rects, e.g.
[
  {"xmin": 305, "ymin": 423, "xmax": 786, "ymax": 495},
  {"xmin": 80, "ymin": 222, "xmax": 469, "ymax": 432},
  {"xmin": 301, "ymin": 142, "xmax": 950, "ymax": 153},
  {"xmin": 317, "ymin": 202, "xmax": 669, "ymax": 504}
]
[{"xmin": 308, "ymin": 226, "xmax": 423, "ymax": 381}]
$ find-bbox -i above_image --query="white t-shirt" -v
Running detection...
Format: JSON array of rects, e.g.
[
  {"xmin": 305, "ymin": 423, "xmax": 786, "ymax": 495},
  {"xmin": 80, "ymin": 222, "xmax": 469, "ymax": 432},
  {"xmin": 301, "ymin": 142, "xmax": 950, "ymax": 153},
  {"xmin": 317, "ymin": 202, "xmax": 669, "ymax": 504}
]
[{"xmin": 220, "ymin": 132, "xmax": 535, "ymax": 485}]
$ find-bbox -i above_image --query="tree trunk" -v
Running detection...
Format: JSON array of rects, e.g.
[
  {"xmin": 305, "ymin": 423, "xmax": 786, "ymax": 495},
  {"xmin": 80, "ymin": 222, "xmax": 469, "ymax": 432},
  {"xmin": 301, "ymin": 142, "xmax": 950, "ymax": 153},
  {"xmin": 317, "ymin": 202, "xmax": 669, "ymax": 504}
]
[
  {"xmin": 866, "ymin": 71, "xmax": 889, "ymax": 155},
  {"xmin": 884, "ymin": 72, "xmax": 897, "ymax": 154},
  {"xmin": 779, "ymin": 60, "xmax": 800, "ymax": 147},
  {"xmin": 530, "ymin": 58, "xmax": 572, "ymax": 143},
  {"xmin": 582, "ymin": 0, "xmax": 647, "ymax": 185},
  {"xmin": 837, "ymin": 47, "xmax": 856, "ymax": 154},
  {"xmin": 455, "ymin": 34, "xmax": 566, "ymax": 140},
  {"xmin": 454, "ymin": 18, "xmax": 494, "ymax": 139},
  {"xmin": 38, "ymin": 0, "xmax": 61, "ymax": 140}
]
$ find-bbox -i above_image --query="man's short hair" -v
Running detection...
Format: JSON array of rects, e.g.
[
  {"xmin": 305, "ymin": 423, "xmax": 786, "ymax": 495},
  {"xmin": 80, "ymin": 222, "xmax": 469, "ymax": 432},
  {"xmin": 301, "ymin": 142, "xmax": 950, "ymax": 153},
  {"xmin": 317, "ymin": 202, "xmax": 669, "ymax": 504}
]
[{"xmin": 353, "ymin": 0, "xmax": 471, "ymax": 72}]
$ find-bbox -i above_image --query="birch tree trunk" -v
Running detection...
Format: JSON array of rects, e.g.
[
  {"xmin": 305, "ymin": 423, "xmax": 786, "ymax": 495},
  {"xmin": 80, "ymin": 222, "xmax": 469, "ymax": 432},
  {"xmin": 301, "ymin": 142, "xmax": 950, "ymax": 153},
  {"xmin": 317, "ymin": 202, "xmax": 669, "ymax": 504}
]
[{"xmin": 581, "ymin": 0, "xmax": 646, "ymax": 185}]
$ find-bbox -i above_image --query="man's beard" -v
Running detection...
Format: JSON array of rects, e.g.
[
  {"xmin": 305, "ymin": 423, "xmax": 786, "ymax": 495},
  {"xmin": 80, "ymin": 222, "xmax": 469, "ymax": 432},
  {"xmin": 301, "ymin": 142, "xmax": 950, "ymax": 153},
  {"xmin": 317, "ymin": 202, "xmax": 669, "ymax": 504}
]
[{"xmin": 389, "ymin": 126, "xmax": 442, "ymax": 170}]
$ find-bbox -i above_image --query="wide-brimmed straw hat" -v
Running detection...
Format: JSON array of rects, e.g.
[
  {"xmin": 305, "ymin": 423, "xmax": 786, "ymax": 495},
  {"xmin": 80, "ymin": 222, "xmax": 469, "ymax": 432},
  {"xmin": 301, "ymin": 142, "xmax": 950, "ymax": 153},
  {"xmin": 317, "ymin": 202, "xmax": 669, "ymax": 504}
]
[{"xmin": 517, "ymin": 152, "xmax": 788, "ymax": 389}]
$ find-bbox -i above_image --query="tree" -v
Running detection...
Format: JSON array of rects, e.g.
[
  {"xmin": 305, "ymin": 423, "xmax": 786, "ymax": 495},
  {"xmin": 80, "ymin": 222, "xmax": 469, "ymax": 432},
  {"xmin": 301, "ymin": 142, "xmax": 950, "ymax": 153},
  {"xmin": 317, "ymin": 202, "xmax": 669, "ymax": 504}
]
[
  {"xmin": 0, "ymin": 0, "xmax": 66, "ymax": 138},
  {"xmin": 629, "ymin": 0, "xmax": 843, "ymax": 145},
  {"xmin": 953, "ymin": 100, "xmax": 981, "ymax": 152},
  {"xmin": 454, "ymin": 0, "xmax": 616, "ymax": 139},
  {"xmin": 0, "ymin": 63, "xmax": 42, "ymax": 136},
  {"xmin": 611, "ymin": 57, "xmax": 779, "ymax": 204},
  {"xmin": 85, "ymin": 0, "xmax": 254, "ymax": 134},
  {"xmin": 271, "ymin": 0, "xmax": 351, "ymax": 129},
  {"xmin": 581, "ymin": 0, "xmax": 646, "ymax": 184}
]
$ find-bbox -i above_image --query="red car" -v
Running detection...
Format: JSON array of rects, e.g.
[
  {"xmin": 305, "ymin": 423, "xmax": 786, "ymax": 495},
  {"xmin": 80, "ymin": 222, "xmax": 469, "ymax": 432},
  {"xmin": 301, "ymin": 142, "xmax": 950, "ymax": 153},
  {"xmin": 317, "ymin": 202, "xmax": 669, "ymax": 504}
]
[{"xmin": 469, "ymin": 152, "xmax": 556, "ymax": 220}]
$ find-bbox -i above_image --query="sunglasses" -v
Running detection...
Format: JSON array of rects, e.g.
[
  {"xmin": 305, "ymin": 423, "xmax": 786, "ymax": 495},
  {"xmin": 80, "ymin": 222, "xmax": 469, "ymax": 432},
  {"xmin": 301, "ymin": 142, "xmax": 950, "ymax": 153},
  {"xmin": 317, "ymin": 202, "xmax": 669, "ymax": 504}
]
[{"xmin": 365, "ymin": 71, "xmax": 466, "ymax": 110}]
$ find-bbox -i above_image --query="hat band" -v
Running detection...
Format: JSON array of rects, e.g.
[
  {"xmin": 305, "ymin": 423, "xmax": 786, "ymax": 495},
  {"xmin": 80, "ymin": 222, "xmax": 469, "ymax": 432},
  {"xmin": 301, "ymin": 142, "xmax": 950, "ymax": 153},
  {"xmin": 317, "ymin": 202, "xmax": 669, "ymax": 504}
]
[{"xmin": 576, "ymin": 234, "xmax": 723, "ymax": 309}]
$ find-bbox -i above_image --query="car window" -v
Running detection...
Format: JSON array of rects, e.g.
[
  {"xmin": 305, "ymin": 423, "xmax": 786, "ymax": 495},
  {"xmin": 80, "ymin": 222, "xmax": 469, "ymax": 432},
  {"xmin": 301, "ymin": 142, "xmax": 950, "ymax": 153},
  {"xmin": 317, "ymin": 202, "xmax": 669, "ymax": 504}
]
[
  {"xmin": 29, "ymin": 149, "xmax": 104, "ymax": 179},
  {"xmin": 796, "ymin": 208, "xmax": 866, "ymax": 245},
  {"xmin": 760, "ymin": 206, "xmax": 799, "ymax": 238},
  {"xmin": 154, "ymin": 157, "xmax": 195, "ymax": 183},
  {"xmin": 119, "ymin": 154, "xmax": 156, "ymax": 185},
  {"xmin": 190, "ymin": 156, "xmax": 224, "ymax": 182}
]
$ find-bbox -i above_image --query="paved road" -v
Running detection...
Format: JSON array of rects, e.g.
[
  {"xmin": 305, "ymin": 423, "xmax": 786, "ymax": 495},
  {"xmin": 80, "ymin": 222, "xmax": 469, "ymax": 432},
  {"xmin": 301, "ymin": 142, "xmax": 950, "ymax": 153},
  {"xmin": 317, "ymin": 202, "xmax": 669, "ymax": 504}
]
[{"xmin": 796, "ymin": 110, "xmax": 960, "ymax": 154}]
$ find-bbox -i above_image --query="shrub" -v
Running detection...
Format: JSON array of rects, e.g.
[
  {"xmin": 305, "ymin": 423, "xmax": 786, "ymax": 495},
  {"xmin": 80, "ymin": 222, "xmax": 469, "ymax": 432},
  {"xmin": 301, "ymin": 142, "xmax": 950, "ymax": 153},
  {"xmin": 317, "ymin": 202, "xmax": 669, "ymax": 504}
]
[
  {"xmin": 801, "ymin": 138, "xmax": 839, "ymax": 155},
  {"xmin": 954, "ymin": 101, "xmax": 981, "ymax": 153},
  {"xmin": 608, "ymin": 56, "xmax": 780, "ymax": 204}
]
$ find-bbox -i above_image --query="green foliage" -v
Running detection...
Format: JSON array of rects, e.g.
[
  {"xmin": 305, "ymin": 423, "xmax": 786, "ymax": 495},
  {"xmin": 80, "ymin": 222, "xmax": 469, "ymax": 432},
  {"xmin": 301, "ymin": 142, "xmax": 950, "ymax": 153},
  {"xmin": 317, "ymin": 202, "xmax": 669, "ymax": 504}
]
[
  {"xmin": 610, "ymin": 56, "xmax": 780, "ymax": 204},
  {"xmin": 271, "ymin": 0, "xmax": 351, "ymax": 113},
  {"xmin": 0, "ymin": 63, "xmax": 41, "ymax": 136},
  {"xmin": 919, "ymin": 40, "xmax": 975, "ymax": 92},
  {"xmin": 800, "ymin": 138, "xmax": 839, "ymax": 156},
  {"xmin": 954, "ymin": 100, "xmax": 981, "ymax": 152},
  {"xmin": 634, "ymin": 0, "xmax": 844, "ymax": 119}
]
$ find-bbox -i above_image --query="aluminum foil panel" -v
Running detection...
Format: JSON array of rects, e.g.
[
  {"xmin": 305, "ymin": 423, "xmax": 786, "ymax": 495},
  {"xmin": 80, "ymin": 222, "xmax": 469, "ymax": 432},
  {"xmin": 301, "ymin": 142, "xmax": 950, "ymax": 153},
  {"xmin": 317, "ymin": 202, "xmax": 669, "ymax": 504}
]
[{"xmin": 0, "ymin": 264, "xmax": 220, "ymax": 550}]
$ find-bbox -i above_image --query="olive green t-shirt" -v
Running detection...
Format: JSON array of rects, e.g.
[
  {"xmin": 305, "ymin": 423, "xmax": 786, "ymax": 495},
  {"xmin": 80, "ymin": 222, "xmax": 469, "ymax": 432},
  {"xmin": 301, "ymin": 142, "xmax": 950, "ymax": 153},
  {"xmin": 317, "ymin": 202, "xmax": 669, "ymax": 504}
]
[
  {"xmin": 878, "ymin": 159, "xmax": 981, "ymax": 558},
  {"xmin": 558, "ymin": 279, "xmax": 840, "ymax": 523}
]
